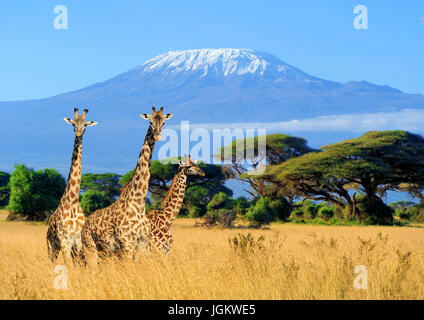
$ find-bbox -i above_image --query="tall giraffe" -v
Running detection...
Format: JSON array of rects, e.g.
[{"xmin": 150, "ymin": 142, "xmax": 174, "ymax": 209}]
[
  {"xmin": 81, "ymin": 107, "xmax": 173, "ymax": 262},
  {"xmin": 46, "ymin": 108, "xmax": 98, "ymax": 263},
  {"xmin": 147, "ymin": 155, "xmax": 205, "ymax": 254}
]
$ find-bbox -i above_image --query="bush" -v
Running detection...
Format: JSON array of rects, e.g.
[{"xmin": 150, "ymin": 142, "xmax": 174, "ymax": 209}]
[
  {"xmin": 317, "ymin": 206, "xmax": 335, "ymax": 221},
  {"xmin": 406, "ymin": 203, "xmax": 424, "ymax": 223},
  {"xmin": 8, "ymin": 165, "xmax": 65, "ymax": 220},
  {"xmin": 269, "ymin": 198, "xmax": 292, "ymax": 221},
  {"xmin": 355, "ymin": 195, "xmax": 394, "ymax": 225},
  {"xmin": 288, "ymin": 200, "xmax": 321, "ymax": 221},
  {"xmin": 200, "ymin": 209, "xmax": 236, "ymax": 227},
  {"xmin": 245, "ymin": 197, "xmax": 276, "ymax": 225},
  {"xmin": 303, "ymin": 201, "xmax": 320, "ymax": 219},
  {"xmin": 189, "ymin": 205, "xmax": 205, "ymax": 218},
  {"xmin": 394, "ymin": 208, "xmax": 412, "ymax": 221},
  {"xmin": 207, "ymin": 192, "xmax": 234, "ymax": 211},
  {"xmin": 233, "ymin": 197, "xmax": 250, "ymax": 215},
  {"xmin": 289, "ymin": 208, "xmax": 304, "ymax": 221},
  {"xmin": 80, "ymin": 190, "xmax": 113, "ymax": 214}
]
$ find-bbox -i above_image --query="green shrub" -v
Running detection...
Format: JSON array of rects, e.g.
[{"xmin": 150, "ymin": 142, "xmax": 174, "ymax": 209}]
[
  {"xmin": 394, "ymin": 208, "xmax": 412, "ymax": 220},
  {"xmin": 317, "ymin": 206, "xmax": 335, "ymax": 220},
  {"xmin": 189, "ymin": 205, "xmax": 205, "ymax": 218},
  {"xmin": 408, "ymin": 203, "xmax": 424, "ymax": 223},
  {"xmin": 245, "ymin": 197, "xmax": 276, "ymax": 225},
  {"xmin": 304, "ymin": 202, "xmax": 320, "ymax": 219},
  {"xmin": 355, "ymin": 195, "xmax": 394, "ymax": 225},
  {"xmin": 207, "ymin": 192, "xmax": 234, "ymax": 211},
  {"xmin": 233, "ymin": 197, "xmax": 250, "ymax": 215},
  {"xmin": 269, "ymin": 198, "xmax": 292, "ymax": 221},
  {"xmin": 201, "ymin": 209, "xmax": 236, "ymax": 227},
  {"xmin": 80, "ymin": 190, "xmax": 113, "ymax": 214},
  {"xmin": 8, "ymin": 165, "xmax": 65, "ymax": 220}
]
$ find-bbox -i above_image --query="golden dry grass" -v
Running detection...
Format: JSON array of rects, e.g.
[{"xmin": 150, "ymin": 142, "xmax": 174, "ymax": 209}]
[{"xmin": 0, "ymin": 211, "xmax": 423, "ymax": 300}]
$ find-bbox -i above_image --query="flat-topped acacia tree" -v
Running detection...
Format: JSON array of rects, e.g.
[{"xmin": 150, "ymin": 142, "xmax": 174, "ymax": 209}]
[
  {"xmin": 259, "ymin": 130, "xmax": 424, "ymax": 224},
  {"xmin": 214, "ymin": 133, "xmax": 316, "ymax": 200}
]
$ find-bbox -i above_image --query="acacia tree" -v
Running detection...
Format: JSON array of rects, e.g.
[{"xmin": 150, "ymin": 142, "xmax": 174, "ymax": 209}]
[
  {"xmin": 260, "ymin": 131, "xmax": 424, "ymax": 224},
  {"xmin": 214, "ymin": 133, "xmax": 316, "ymax": 199},
  {"xmin": 80, "ymin": 173, "xmax": 122, "ymax": 201}
]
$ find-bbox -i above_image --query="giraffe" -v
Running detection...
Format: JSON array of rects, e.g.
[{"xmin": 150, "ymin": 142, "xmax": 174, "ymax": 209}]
[
  {"xmin": 81, "ymin": 106, "xmax": 173, "ymax": 262},
  {"xmin": 147, "ymin": 155, "xmax": 205, "ymax": 254},
  {"xmin": 46, "ymin": 108, "xmax": 98, "ymax": 263}
]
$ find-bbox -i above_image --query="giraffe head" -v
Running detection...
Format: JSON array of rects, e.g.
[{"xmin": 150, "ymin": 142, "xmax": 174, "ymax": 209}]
[
  {"xmin": 178, "ymin": 155, "xmax": 205, "ymax": 177},
  {"xmin": 140, "ymin": 106, "xmax": 173, "ymax": 141},
  {"xmin": 64, "ymin": 108, "xmax": 98, "ymax": 137}
]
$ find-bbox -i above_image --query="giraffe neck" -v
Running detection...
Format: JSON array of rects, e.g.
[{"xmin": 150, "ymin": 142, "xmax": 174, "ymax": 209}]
[
  {"xmin": 62, "ymin": 134, "xmax": 83, "ymax": 205},
  {"xmin": 120, "ymin": 125, "xmax": 156, "ymax": 211},
  {"xmin": 161, "ymin": 170, "xmax": 188, "ymax": 226}
]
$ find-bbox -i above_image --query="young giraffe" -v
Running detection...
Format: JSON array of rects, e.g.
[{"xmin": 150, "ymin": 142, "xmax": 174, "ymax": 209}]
[
  {"xmin": 81, "ymin": 107, "xmax": 173, "ymax": 262},
  {"xmin": 147, "ymin": 155, "xmax": 205, "ymax": 254},
  {"xmin": 46, "ymin": 108, "xmax": 98, "ymax": 263}
]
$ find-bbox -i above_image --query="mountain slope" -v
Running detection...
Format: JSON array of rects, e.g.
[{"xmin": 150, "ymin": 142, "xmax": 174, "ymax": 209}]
[{"xmin": 1, "ymin": 48, "xmax": 424, "ymax": 173}]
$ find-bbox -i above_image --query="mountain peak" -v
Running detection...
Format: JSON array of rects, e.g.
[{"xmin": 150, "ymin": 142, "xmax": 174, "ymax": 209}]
[{"xmin": 134, "ymin": 48, "xmax": 311, "ymax": 80}]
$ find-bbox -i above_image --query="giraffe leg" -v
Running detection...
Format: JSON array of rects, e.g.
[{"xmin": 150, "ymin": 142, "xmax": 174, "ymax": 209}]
[
  {"xmin": 117, "ymin": 238, "xmax": 138, "ymax": 261},
  {"xmin": 81, "ymin": 227, "xmax": 98, "ymax": 267},
  {"xmin": 71, "ymin": 238, "xmax": 83, "ymax": 266},
  {"xmin": 166, "ymin": 234, "xmax": 174, "ymax": 255},
  {"xmin": 153, "ymin": 234, "xmax": 170, "ymax": 255},
  {"xmin": 60, "ymin": 241, "xmax": 73, "ymax": 266},
  {"xmin": 46, "ymin": 234, "xmax": 60, "ymax": 263}
]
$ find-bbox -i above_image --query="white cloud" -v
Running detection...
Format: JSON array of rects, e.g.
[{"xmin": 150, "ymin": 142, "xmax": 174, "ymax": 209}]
[{"xmin": 170, "ymin": 109, "xmax": 424, "ymax": 133}]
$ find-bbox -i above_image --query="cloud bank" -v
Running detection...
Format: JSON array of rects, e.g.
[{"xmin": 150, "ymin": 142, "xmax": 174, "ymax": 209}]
[{"xmin": 170, "ymin": 109, "xmax": 424, "ymax": 133}]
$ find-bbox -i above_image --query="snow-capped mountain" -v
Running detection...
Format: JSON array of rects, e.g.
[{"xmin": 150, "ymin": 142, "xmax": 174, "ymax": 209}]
[
  {"xmin": 133, "ymin": 49, "xmax": 315, "ymax": 81},
  {"xmin": 1, "ymin": 48, "xmax": 424, "ymax": 174}
]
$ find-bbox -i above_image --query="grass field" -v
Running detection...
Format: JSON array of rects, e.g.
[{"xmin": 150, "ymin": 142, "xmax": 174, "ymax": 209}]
[{"xmin": 0, "ymin": 209, "xmax": 423, "ymax": 300}]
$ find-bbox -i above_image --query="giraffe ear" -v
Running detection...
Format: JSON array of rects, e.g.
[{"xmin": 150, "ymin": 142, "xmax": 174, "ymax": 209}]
[
  {"xmin": 86, "ymin": 121, "xmax": 98, "ymax": 126},
  {"xmin": 64, "ymin": 118, "xmax": 74, "ymax": 125},
  {"xmin": 178, "ymin": 160, "xmax": 184, "ymax": 166},
  {"xmin": 140, "ymin": 114, "xmax": 150, "ymax": 120},
  {"xmin": 165, "ymin": 113, "xmax": 173, "ymax": 120}
]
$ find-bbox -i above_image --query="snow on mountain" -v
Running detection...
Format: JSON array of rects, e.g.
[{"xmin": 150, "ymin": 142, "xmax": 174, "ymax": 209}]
[
  {"xmin": 128, "ymin": 48, "xmax": 318, "ymax": 82},
  {"xmin": 1, "ymin": 48, "xmax": 424, "ymax": 174}
]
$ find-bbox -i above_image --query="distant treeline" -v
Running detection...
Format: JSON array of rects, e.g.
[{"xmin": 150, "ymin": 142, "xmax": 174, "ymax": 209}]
[{"xmin": 2, "ymin": 130, "xmax": 424, "ymax": 225}]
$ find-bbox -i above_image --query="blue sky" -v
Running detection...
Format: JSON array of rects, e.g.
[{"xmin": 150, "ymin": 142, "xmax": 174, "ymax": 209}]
[{"xmin": 0, "ymin": 0, "xmax": 423, "ymax": 101}]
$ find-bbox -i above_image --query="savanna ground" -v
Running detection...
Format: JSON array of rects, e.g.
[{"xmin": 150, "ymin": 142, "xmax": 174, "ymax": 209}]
[{"xmin": 0, "ymin": 209, "xmax": 423, "ymax": 300}]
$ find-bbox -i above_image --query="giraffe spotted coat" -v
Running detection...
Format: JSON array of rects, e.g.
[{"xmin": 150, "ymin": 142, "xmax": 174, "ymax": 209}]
[
  {"xmin": 147, "ymin": 156, "xmax": 204, "ymax": 254},
  {"xmin": 81, "ymin": 107, "xmax": 173, "ymax": 262}
]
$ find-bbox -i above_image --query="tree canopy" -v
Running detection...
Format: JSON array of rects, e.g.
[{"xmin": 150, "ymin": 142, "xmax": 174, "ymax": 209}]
[
  {"xmin": 80, "ymin": 189, "xmax": 113, "ymax": 214},
  {"xmin": 81, "ymin": 173, "xmax": 122, "ymax": 201},
  {"xmin": 260, "ymin": 131, "xmax": 424, "ymax": 224},
  {"xmin": 8, "ymin": 165, "xmax": 65, "ymax": 220},
  {"xmin": 214, "ymin": 133, "xmax": 316, "ymax": 199}
]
